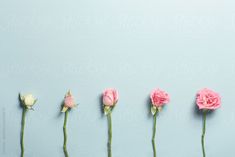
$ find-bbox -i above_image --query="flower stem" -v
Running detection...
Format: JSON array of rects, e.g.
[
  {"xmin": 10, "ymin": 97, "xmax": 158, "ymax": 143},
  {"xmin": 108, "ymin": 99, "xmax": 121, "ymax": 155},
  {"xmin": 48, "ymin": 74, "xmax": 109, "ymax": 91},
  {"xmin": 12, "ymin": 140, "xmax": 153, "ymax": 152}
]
[
  {"xmin": 152, "ymin": 113, "xmax": 157, "ymax": 157},
  {"xmin": 21, "ymin": 107, "xmax": 26, "ymax": 157},
  {"xmin": 107, "ymin": 113, "xmax": 112, "ymax": 157},
  {"xmin": 201, "ymin": 110, "xmax": 207, "ymax": 157},
  {"xmin": 63, "ymin": 111, "xmax": 69, "ymax": 157}
]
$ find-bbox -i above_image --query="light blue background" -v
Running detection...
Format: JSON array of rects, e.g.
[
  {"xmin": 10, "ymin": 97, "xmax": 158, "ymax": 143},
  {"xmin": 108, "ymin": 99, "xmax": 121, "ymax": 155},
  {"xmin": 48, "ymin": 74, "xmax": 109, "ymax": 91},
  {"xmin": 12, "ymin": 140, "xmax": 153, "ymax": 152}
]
[{"xmin": 0, "ymin": 0, "xmax": 235, "ymax": 157}]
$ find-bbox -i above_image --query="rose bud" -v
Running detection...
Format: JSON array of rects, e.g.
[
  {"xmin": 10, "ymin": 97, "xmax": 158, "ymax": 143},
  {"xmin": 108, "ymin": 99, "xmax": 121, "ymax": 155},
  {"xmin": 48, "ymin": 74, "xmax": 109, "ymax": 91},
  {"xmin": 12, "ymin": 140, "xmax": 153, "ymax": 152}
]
[
  {"xmin": 61, "ymin": 90, "xmax": 77, "ymax": 112},
  {"xmin": 20, "ymin": 94, "xmax": 37, "ymax": 109},
  {"xmin": 103, "ymin": 88, "xmax": 119, "ymax": 115}
]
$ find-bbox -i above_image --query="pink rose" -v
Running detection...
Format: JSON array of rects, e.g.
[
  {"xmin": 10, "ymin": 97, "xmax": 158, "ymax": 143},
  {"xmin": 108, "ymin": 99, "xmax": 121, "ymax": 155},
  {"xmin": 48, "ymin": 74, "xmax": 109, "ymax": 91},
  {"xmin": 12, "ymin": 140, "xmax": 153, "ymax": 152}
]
[
  {"xmin": 64, "ymin": 95, "xmax": 76, "ymax": 108},
  {"xmin": 150, "ymin": 89, "xmax": 170, "ymax": 107},
  {"xmin": 61, "ymin": 90, "xmax": 77, "ymax": 112},
  {"xmin": 196, "ymin": 88, "xmax": 221, "ymax": 110},
  {"xmin": 103, "ymin": 88, "xmax": 119, "ymax": 106}
]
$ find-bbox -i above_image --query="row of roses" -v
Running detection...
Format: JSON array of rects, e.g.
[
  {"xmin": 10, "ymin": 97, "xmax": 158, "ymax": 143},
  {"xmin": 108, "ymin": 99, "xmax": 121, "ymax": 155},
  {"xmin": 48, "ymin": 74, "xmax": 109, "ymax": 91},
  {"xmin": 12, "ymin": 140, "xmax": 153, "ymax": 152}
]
[{"xmin": 19, "ymin": 88, "xmax": 221, "ymax": 157}]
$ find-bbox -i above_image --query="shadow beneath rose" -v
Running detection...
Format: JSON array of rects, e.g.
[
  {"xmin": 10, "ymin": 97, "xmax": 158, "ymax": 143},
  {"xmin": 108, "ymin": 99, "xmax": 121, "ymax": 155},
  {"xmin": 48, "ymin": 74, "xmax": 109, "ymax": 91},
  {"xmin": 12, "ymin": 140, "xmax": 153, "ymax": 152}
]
[
  {"xmin": 146, "ymin": 98, "xmax": 152, "ymax": 118},
  {"xmin": 18, "ymin": 93, "xmax": 23, "ymax": 109},
  {"xmin": 56, "ymin": 100, "xmax": 65, "ymax": 118},
  {"xmin": 99, "ymin": 94, "xmax": 105, "ymax": 118}
]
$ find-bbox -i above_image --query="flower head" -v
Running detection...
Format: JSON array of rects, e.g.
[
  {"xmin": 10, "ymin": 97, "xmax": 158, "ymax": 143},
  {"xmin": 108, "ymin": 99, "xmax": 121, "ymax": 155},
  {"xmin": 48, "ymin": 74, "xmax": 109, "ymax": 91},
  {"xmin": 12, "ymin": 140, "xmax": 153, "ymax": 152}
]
[
  {"xmin": 150, "ymin": 89, "xmax": 170, "ymax": 115},
  {"xmin": 20, "ymin": 93, "xmax": 37, "ymax": 109},
  {"xmin": 151, "ymin": 89, "xmax": 170, "ymax": 107},
  {"xmin": 103, "ymin": 88, "xmax": 118, "ymax": 106},
  {"xmin": 103, "ymin": 88, "xmax": 118, "ymax": 115},
  {"xmin": 61, "ymin": 90, "xmax": 77, "ymax": 112},
  {"xmin": 196, "ymin": 88, "xmax": 221, "ymax": 110}
]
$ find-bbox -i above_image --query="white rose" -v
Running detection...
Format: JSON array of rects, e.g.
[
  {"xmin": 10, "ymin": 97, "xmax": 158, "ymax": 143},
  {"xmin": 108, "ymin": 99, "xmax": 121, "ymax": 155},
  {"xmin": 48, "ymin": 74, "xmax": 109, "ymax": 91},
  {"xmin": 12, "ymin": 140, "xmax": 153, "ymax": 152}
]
[{"xmin": 20, "ymin": 94, "xmax": 37, "ymax": 109}]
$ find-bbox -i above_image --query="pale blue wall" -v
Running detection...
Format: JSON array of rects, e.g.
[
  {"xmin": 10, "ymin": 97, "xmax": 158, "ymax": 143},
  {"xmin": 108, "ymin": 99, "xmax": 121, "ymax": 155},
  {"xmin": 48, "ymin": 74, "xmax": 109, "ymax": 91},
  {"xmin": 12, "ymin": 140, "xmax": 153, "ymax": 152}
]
[{"xmin": 0, "ymin": 0, "xmax": 235, "ymax": 157}]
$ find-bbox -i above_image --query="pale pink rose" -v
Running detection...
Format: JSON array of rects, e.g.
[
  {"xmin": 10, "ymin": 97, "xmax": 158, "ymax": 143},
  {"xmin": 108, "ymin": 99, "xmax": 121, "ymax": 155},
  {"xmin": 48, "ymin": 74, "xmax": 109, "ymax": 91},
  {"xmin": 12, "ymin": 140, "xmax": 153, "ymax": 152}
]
[
  {"xmin": 150, "ymin": 89, "xmax": 170, "ymax": 107},
  {"xmin": 61, "ymin": 91, "xmax": 77, "ymax": 112},
  {"xmin": 196, "ymin": 88, "xmax": 221, "ymax": 110},
  {"xmin": 103, "ymin": 88, "xmax": 119, "ymax": 106},
  {"xmin": 64, "ymin": 94, "xmax": 76, "ymax": 108}
]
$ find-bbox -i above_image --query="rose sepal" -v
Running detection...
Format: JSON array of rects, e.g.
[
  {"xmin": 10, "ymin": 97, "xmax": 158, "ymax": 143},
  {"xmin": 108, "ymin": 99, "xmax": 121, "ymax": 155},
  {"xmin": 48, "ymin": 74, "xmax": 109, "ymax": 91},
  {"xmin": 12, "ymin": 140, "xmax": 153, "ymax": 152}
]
[
  {"xmin": 151, "ymin": 105, "xmax": 162, "ymax": 115},
  {"xmin": 151, "ymin": 106, "xmax": 157, "ymax": 115},
  {"xmin": 104, "ymin": 106, "xmax": 112, "ymax": 115}
]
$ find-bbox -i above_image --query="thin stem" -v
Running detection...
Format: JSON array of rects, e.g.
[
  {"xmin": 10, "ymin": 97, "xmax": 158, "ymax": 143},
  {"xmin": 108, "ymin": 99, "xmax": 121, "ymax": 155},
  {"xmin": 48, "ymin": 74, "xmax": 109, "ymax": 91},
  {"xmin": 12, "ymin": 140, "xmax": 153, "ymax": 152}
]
[
  {"xmin": 201, "ymin": 110, "xmax": 207, "ymax": 157},
  {"xmin": 63, "ymin": 111, "xmax": 69, "ymax": 157},
  {"xmin": 107, "ymin": 113, "xmax": 112, "ymax": 157},
  {"xmin": 21, "ymin": 107, "xmax": 26, "ymax": 157},
  {"xmin": 152, "ymin": 113, "xmax": 157, "ymax": 157}
]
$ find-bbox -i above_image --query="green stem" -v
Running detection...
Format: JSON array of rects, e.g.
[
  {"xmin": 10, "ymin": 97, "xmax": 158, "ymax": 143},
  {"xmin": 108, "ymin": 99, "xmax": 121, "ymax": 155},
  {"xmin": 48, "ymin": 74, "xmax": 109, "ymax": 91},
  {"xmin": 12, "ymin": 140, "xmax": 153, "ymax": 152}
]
[
  {"xmin": 21, "ymin": 107, "xmax": 26, "ymax": 157},
  {"xmin": 152, "ymin": 113, "xmax": 157, "ymax": 157},
  {"xmin": 107, "ymin": 113, "xmax": 112, "ymax": 157},
  {"xmin": 63, "ymin": 111, "xmax": 69, "ymax": 157},
  {"xmin": 201, "ymin": 110, "xmax": 207, "ymax": 157}
]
